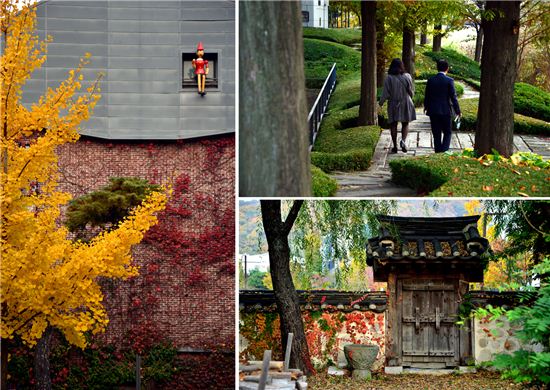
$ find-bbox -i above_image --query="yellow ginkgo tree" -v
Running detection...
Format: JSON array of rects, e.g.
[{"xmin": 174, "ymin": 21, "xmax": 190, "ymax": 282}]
[{"xmin": 0, "ymin": 1, "xmax": 167, "ymax": 384}]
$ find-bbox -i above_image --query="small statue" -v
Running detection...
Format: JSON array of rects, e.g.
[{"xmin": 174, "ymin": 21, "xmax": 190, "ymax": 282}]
[{"xmin": 192, "ymin": 42, "xmax": 209, "ymax": 96}]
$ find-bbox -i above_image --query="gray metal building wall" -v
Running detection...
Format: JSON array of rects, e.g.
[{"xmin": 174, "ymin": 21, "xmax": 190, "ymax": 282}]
[{"xmin": 23, "ymin": 1, "xmax": 235, "ymax": 140}]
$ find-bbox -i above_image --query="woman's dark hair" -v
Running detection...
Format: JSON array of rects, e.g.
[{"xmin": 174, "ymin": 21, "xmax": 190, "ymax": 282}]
[{"xmin": 388, "ymin": 58, "xmax": 406, "ymax": 75}]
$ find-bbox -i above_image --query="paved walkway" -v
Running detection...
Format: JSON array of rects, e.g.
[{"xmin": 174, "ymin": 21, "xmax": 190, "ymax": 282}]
[{"xmin": 332, "ymin": 83, "xmax": 550, "ymax": 197}]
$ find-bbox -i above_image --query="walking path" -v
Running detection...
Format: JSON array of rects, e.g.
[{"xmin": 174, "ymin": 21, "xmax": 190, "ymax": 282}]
[{"xmin": 331, "ymin": 83, "xmax": 550, "ymax": 197}]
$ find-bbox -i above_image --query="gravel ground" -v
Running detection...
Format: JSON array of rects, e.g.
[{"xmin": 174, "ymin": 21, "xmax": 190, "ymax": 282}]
[{"xmin": 309, "ymin": 371, "xmax": 538, "ymax": 390}]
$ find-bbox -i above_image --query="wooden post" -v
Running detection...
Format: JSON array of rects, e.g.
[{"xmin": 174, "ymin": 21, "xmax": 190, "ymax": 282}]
[
  {"xmin": 258, "ymin": 350, "xmax": 272, "ymax": 390},
  {"xmin": 284, "ymin": 332, "xmax": 294, "ymax": 371},
  {"xmin": 136, "ymin": 354, "xmax": 141, "ymax": 390}
]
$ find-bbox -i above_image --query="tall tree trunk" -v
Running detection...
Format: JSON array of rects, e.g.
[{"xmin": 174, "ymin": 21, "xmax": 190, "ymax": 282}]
[
  {"xmin": 475, "ymin": 1, "xmax": 520, "ymax": 157},
  {"xmin": 376, "ymin": 9, "xmax": 386, "ymax": 88},
  {"xmin": 34, "ymin": 326, "xmax": 53, "ymax": 390},
  {"xmin": 358, "ymin": 1, "xmax": 377, "ymax": 126},
  {"xmin": 420, "ymin": 33, "xmax": 427, "ymax": 45},
  {"xmin": 1, "ymin": 338, "xmax": 8, "ymax": 390},
  {"xmin": 402, "ymin": 26, "xmax": 415, "ymax": 77},
  {"xmin": 240, "ymin": 2, "xmax": 311, "ymax": 196},
  {"xmin": 420, "ymin": 22, "xmax": 428, "ymax": 45},
  {"xmin": 260, "ymin": 200, "xmax": 314, "ymax": 375},
  {"xmin": 433, "ymin": 24, "xmax": 442, "ymax": 52},
  {"xmin": 474, "ymin": 26, "xmax": 483, "ymax": 63}
]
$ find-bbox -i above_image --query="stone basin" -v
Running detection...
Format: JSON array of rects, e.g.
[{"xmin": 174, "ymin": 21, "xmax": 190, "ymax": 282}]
[{"xmin": 343, "ymin": 344, "xmax": 379, "ymax": 380}]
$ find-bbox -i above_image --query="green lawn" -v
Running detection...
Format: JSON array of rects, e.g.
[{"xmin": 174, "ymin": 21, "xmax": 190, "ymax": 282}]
[
  {"xmin": 303, "ymin": 27, "xmax": 362, "ymax": 46},
  {"xmin": 390, "ymin": 153, "xmax": 550, "ymax": 197}
]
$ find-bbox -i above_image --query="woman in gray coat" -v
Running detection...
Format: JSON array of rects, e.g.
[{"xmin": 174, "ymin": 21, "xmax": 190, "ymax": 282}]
[{"xmin": 379, "ymin": 58, "xmax": 416, "ymax": 153}]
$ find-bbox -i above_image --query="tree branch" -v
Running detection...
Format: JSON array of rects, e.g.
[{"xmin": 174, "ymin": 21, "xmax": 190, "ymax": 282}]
[{"xmin": 282, "ymin": 200, "xmax": 304, "ymax": 236}]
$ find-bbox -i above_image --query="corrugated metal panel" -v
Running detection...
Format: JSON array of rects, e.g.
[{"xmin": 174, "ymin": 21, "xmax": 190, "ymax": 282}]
[{"xmin": 20, "ymin": 1, "xmax": 235, "ymax": 140}]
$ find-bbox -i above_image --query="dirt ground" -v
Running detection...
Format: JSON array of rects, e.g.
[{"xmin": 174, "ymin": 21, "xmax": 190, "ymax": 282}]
[{"xmin": 309, "ymin": 371, "xmax": 538, "ymax": 390}]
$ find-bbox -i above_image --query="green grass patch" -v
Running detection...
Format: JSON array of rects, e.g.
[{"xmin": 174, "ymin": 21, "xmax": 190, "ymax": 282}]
[
  {"xmin": 459, "ymin": 98, "xmax": 550, "ymax": 135},
  {"xmin": 422, "ymin": 47, "xmax": 481, "ymax": 81},
  {"xmin": 304, "ymin": 38, "xmax": 361, "ymax": 88},
  {"xmin": 311, "ymin": 106, "xmax": 381, "ymax": 172},
  {"xmin": 389, "ymin": 154, "xmax": 550, "ymax": 197},
  {"xmin": 311, "ymin": 165, "xmax": 338, "ymax": 197},
  {"xmin": 514, "ymin": 82, "xmax": 550, "ymax": 122},
  {"xmin": 303, "ymin": 27, "xmax": 362, "ymax": 46}
]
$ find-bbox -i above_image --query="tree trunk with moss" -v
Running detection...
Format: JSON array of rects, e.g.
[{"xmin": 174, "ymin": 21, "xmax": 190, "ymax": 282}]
[
  {"xmin": 358, "ymin": 1, "xmax": 377, "ymax": 126},
  {"xmin": 239, "ymin": 2, "xmax": 311, "ymax": 197},
  {"xmin": 475, "ymin": 1, "xmax": 520, "ymax": 156},
  {"xmin": 402, "ymin": 26, "xmax": 415, "ymax": 77}
]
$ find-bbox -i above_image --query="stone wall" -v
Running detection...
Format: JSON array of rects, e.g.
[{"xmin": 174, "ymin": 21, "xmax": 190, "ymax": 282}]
[
  {"xmin": 239, "ymin": 291, "xmax": 387, "ymax": 371},
  {"xmin": 471, "ymin": 290, "xmax": 540, "ymax": 364}
]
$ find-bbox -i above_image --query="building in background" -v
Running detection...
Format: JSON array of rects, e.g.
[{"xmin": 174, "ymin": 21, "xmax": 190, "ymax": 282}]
[{"xmin": 301, "ymin": 0, "xmax": 329, "ymax": 28}]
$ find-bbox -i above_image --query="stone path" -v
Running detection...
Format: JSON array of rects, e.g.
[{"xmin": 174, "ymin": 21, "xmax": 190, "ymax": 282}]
[{"xmin": 332, "ymin": 100, "xmax": 550, "ymax": 197}]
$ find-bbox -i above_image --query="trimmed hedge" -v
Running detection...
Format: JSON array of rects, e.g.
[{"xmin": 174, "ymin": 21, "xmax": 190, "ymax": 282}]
[
  {"xmin": 514, "ymin": 82, "xmax": 550, "ymax": 122},
  {"xmin": 311, "ymin": 165, "xmax": 338, "ymax": 197},
  {"xmin": 303, "ymin": 27, "xmax": 362, "ymax": 46},
  {"xmin": 389, "ymin": 154, "xmax": 550, "ymax": 197},
  {"xmin": 311, "ymin": 106, "xmax": 381, "ymax": 172},
  {"xmin": 459, "ymin": 98, "xmax": 550, "ymax": 135}
]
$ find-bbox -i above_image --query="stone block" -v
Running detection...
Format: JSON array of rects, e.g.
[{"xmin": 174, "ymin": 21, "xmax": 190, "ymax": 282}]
[
  {"xmin": 457, "ymin": 366, "xmax": 477, "ymax": 374},
  {"xmin": 328, "ymin": 366, "xmax": 346, "ymax": 376},
  {"xmin": 384, "ymin": 366, "xmax": 403, "ymax": 374}
]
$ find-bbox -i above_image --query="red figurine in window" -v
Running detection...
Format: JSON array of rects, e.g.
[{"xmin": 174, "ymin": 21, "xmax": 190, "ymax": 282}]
[{"xmin": 192, "ymin": 42, "xmax": 209, "ymax": 96}]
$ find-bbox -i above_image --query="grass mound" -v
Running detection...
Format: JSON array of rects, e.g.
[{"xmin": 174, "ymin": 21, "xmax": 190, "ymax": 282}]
[
  {"xmin": 459, "ymin": 98, "xmax": 550, "ymax": 135},
  {"xmin": 514, "ymin": 82, "xmax": 550, "ymax": 122},
  {"xmin": 421, "ymin": 47, "xmax": 481, "ymax": 81},
  {"xmin": 311, "ymin": 106, "xmax": 381, "ymax": 172},
  {"xmin": 311, "ymin": 165, "xmax": 338, "ymax": 197},
  {"xmin": 389, "ymin": 153, "xmax": 550, "ymax": 197},
  {"xmin": 304, "ymin": 38, "xmax": 360, "ymax": 87},
  {"xmin": 303, "ymin": 27, "xmax": 362, "ymax": 46}
]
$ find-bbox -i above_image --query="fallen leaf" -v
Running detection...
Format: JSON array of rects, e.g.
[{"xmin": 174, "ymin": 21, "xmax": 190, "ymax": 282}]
[
  {"xmin": 519, "ymin": 185, "xmax": 526, "ymax": 190},
  {"xmin": 517, "ymin": 192, "xmax": 530, "ymax": 197},
  {"xmin": 531, "ymin": 185, "xmax": 538, "ymax": 192},
  {"xmin": 511, "ymin": 169, "xmax": 521, "ymax": 175},
  {"xmin": 453, "ymin": 167, "xmax": 459, "ymax": 173},
  {"xmin": 482, "ymin": 185, "xmax": 494, "ymax": 191}
]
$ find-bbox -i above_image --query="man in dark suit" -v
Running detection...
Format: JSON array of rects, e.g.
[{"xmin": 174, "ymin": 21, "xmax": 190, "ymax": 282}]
[{"xmin": 424, "ymin": 59, "xmax": 461, "ymax": 153}]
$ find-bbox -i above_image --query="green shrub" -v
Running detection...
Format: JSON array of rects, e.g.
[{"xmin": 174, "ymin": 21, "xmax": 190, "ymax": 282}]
[
  {"xmin": 473, "ymin": 258, "xmax": 550, "ymax": 386},
  {"xmin": 389, "ymin": 153, "xmax": 550, "ymax": 196},
  {"xmin": 514, "ymin": 82, "xmax": 550, "ymax": 122},
  {"xmin": 304, "ymin": 38, "xmax": 361, "ymax": 84},
  {"xmin": 66, "ymin": 177, "xmax": 160, "ymax": 234},
  {"xmin": 311, "ymin": 165, "xmax": 338, "ymax": 197},
  {"xmin": 458, "ymin": 98, "xmax": 550, "ymax": 135},
  {"xmin": 303, "ymin": 27, "xmax": 362, "ymax": 46}
]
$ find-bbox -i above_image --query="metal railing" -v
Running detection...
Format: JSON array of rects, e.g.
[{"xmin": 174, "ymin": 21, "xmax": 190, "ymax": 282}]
[{"xmin": 307, "ymin": 63, "xmax": 337, "ymax": 150}]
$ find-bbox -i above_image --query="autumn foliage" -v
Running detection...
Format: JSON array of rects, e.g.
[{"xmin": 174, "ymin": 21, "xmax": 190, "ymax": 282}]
[{"xmin": 0, "ymin": 0, "xmax": 167, "ymax": 348}]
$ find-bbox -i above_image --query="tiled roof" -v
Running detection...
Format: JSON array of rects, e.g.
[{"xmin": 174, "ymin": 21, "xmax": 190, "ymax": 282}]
[{"xmin": 366, "ymin": 215, "xmax": 491, "ymax": 282}]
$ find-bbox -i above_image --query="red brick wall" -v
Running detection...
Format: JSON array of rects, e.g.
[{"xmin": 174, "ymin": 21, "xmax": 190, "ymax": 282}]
[{"xmin": 56, "ymin": 134, "xmax": 235, "ymax": 351}]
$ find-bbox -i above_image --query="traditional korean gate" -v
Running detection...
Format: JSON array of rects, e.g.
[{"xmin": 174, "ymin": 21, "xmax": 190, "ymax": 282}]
[{"xmin": 400, "ymin": 279, "xmax": 460, "ymax": 368}]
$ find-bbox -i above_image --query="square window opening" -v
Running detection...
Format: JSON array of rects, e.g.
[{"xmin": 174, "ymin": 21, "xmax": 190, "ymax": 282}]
[{"xmin": 182, "ymin": 52, "xmax": 218, "ymax": 89}]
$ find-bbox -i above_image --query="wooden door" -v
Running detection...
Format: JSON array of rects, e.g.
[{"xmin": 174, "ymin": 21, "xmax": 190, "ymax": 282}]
[{"xmin": 400, "ymin": 279, "xmax": 460, "ymax": 368}]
